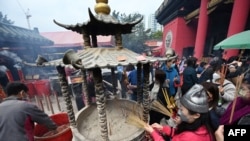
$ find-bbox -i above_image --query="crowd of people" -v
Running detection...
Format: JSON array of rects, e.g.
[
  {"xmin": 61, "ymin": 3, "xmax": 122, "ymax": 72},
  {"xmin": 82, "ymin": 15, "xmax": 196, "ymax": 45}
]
[
  {"xmin": 118, "ymin": 48, "xmax": 250, "ymax": 141},
  {"xmin": 1, "ymin": 47, "xmax": 250, "ymax": 141}
]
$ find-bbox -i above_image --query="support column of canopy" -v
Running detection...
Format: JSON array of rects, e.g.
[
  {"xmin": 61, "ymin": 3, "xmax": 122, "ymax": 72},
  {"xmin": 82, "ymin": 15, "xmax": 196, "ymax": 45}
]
[
  {"xmin": 142, "ymin": 63, "xmax": 150, "ymax": 123},
  {"xmin": 92, "ymin": 68, "xmax": 108, "ymax": 140},
  {"xmin": 81, "ymin": 69, "xmax": 90, "ymax": 106},
  {"xmin": 56, "ymin": 66, "xmax": 76, "ymax": 127},
  {"xmin": 223, "ymin": 0, "xmax": 250, "ymax": 59}
]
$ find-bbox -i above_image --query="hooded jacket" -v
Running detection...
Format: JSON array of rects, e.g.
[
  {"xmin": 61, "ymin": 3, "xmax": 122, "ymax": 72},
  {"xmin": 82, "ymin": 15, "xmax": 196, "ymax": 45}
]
[{"xmin": 0, "ymin": 96, "xmax": 57, "ymax": 141}]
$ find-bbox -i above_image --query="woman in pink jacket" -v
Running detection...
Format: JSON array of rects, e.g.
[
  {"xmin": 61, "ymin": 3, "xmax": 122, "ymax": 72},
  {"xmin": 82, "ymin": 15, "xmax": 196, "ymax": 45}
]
[{"xmin": 145, "ymin": 84, "xmax": 216, "ymax": 141}]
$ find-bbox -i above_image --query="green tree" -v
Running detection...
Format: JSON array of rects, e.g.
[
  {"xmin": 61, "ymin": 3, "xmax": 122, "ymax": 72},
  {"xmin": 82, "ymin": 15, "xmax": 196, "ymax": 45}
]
[
  {"xmin": 150, "ymin": 30, "xmax": 163, "ymax": 40},
  {"xmin": 112, "ymin": 11, "xmax": 150, "ymax": 54},
  {"xmin": 0, "ymin": 12, "xmax": 14, "ymax": 24}
]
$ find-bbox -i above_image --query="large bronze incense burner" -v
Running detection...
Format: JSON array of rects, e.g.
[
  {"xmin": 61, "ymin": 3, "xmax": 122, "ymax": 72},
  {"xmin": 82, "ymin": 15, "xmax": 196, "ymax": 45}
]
[{"xmin": 32, "ymin": 0, "xmax": 169, "ymax": 140}]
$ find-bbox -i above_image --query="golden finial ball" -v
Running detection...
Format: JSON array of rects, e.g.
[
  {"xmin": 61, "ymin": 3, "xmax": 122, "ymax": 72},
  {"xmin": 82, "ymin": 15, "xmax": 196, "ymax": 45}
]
[
  {"xmin": 96, "ymin": 0, "xmax": 108, "ymax": 3},
  {"xmin": 94, "ymin": 3, "xmax": 111, "ymax": 15}
]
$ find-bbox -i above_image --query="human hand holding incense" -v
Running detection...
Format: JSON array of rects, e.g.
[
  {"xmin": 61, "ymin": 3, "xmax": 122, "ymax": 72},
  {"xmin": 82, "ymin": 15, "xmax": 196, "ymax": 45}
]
[
  {"xmin": 218, "ymin": 86, "xmax": 225, "ymax": 96},
  {"xmin": 144, "ymin": 124, "xmax": 154, "ymax": 133},
  {"xmin": 151, "ymin": 123, "xmax": 163, "ymax": 131}
]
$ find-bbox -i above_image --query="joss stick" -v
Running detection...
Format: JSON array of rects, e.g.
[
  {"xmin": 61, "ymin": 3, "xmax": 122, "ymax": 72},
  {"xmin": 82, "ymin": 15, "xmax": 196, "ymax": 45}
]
[
  {"xmin": 126, "ymin": 114, "xmax": 147, "ymax": 129},
  {"xmin": 151, "ymin": 100, "xmax": 172, "ymax": 117},
  {"xmin": 162, "ymin": 88, "xmax": 170, "ymax": 106},
  {"xmin": 229, "ymin": 74, "xmax": 243, "ymax": 124},
  {"xmin": 162, "ymin": 88, "xmax": 173, "ymax": 114},
  {"xmin": 108, "ymin": 121, "xmax": 112, "ymax": 136},
  {"xmin": 220, "ymin": 64, "xmax": 227, "ymax": 86},
  {"xmin": 47, "ymin": 95, "xmax": 54, "ymax": 114}
]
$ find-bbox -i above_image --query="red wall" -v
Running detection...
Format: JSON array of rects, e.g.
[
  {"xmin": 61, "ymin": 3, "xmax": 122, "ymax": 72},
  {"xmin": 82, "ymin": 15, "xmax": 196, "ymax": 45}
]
[{"xmin": 162, "ymin": 17, "xmax": 196, "ymax": 57}]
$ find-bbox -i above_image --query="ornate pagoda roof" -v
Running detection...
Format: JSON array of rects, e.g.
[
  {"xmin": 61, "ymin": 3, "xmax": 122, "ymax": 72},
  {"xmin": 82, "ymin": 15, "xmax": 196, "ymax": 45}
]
[
  {"xmin": 25, "ymin": 0, "xmax": 171, "ymax": 69},
  {"xmin": 53, "ymin": 8, "xmax": 143, "ymax": 36}
]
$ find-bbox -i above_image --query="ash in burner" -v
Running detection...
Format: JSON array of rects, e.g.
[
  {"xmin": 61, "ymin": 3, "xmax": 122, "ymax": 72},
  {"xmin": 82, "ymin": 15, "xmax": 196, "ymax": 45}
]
[{"xmin": 75, "ymin": 99, "xmax": 146, "ymax": 141}]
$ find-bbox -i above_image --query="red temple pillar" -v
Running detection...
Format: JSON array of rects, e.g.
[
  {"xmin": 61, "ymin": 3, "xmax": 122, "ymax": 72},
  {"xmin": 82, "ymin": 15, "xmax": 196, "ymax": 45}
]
[
  {"xmin": 223, "ymin": 0, "xmax": 250, "ymax": 59},
  {"xmin": 194, "ymin": 0, "xmax": 209, "ymax": 59}
]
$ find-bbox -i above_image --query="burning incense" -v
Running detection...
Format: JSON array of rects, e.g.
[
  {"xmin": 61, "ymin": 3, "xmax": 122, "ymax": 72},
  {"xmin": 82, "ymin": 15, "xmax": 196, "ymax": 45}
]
[
  {"xmin": 162, "ymin": 88, "xmax": 173, "ymax": 114},
  {"xmin": 126, "ymin": 114, "xmax": 147, "ymax": 129},
  {"xmin": 220, "ymin": 64, "xmax": 228, "ymax": 86},
  {"xmin": 151, "ymin": 100, "xmax": 172, "ymax": 117},
  {"xmin": 229, "ymin": 74, "xmax": 243, "ymax": 124}
]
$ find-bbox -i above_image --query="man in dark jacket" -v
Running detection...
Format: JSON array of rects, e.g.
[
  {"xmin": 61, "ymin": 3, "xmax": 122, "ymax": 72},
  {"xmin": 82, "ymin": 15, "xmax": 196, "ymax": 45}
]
[
  {"xmin": 181, "ymin": 57, "xmax": 198, "ymax": 95},
  {"xmin": 0, "ymin": 82, "xmax": 58, "ymax": 141}
]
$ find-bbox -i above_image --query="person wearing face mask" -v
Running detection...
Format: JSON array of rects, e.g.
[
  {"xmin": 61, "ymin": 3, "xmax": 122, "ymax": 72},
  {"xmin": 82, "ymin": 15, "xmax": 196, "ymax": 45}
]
[
  {"xmin": 144, "ymin": 84, "xmax": 216, "ymax": 141},
  {"xmin": 161, "ymin": 48, "xmax": 180, "ymax": 97},
  {"xmin": 0, "ymin": 82, "xmax": 58, "ymax": 141}
]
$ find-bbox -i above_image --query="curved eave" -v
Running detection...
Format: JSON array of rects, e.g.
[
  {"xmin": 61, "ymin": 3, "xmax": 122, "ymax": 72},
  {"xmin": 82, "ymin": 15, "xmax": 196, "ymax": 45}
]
[
  {"xmin": 31, "ymin": 47, "xmax": 172, "ymax": 69},
  {"xmin": 53, "ymin": 20, "xmax": 86, "ymax": 35},
  {"xmin": 53, "ymin": 9, "xmax": 143, "ymax": 36}
]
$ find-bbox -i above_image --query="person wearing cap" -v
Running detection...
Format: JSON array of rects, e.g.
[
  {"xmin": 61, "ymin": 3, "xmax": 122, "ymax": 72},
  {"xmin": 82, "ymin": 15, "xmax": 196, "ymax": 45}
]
[
  {"xmin": 0, "ymin": 82, "xmax": 58, "ymax": 141},
  {"xmin": 161, "ymin": 48, "xmax": 180, "ymax": 97},
  {"xmin": 144, "ymin": 84, "xmax": 216, "ymax": 141}
]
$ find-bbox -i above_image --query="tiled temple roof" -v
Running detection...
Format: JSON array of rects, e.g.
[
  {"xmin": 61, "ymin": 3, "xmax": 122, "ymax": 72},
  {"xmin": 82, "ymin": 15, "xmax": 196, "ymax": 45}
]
[{"xmin": 0, "ymin": 22, "xmax": 53, "ymax": 46}]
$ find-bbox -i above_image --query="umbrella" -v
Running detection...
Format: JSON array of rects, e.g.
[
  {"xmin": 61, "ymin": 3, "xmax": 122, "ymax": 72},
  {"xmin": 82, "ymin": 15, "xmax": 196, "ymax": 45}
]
[{"xmin": 214, "ymin": 30, "xmax": 250, "ymax": 50}]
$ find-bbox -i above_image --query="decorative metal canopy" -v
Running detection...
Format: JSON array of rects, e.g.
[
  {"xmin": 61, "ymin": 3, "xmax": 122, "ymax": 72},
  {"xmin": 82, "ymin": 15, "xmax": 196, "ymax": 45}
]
[
  {"xmin": 32, "ymin": 47, "xmax": 169, "ymax": 69},
  {"xmin": 53, "ymin": 8, "xmax": 143, "ymax": 36},
  {"xmin": 32, "ymin": 0, "xmax": 169, "ymax": 69},
  {"xmin": 24, "ymin": 1, "xmax": 169, "ymax": 141}
]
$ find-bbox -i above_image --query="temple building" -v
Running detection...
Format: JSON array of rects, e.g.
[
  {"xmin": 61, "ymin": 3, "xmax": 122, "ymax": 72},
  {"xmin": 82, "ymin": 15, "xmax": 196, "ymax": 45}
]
[{"xmin": 155, "ymin": 0, "xmax": 250, "ymax": 60}]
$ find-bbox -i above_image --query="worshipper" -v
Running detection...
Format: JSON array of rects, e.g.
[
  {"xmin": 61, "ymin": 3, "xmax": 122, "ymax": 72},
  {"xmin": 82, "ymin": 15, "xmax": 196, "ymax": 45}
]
[
  {"xmin": 220, "ymin": 80, "xmax": 250, "ymax": 125},
  {"xmin": 226, "ymin": 60, "xmax": 244, "ymax": 85},
  {"xmin": 0, "ymin": 82, "xmax": 58, "ymax": 141},
  {"xmin": 201, "ymin": 81, "xmax": 220, "ymax": 130},
  {"xmin": 197, "ymin": 61, "xmax": 207, "ymax": 74},
  {"xmin": 161, "ymin": 48, "xmax": 180, "ymax": 97},
  {"xmin": 198, "ymin": 57, "xmax": 222, "ymax": 84},
  {"xmin": 149, "ymin": 69, "xmax": 170, "ymax": 124},
  {"xmin": 211, "ymin": 73, "xmax": 235, "ymax": 116},
  {"xmin": 144, "ymin": 84, "xmax": 216, "ymax": 141},
  {"xmin": 127, "ymin": 65, "xmax": 143, "ymax": 101},
  {"xmin": 181, "ymin": 57, "xmax": 198, "ymax": 95}
]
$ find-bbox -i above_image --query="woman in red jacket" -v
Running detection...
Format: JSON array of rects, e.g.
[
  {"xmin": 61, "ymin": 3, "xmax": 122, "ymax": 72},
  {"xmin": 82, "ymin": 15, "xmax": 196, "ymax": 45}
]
[{"xmin": 145, "ymin": 84, "xmax": 216, "ymax": 141}]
